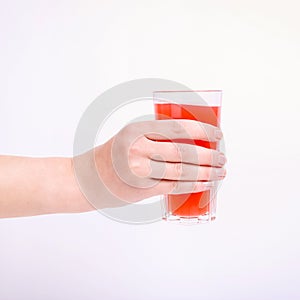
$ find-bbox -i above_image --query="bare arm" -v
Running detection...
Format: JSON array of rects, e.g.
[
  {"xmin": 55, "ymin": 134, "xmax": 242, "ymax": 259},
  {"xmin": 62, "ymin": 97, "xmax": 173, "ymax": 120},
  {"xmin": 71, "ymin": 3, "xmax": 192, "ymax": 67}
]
[{"xmin": 0, "ymin": 155, "xmax": 94, "ymax": 218}]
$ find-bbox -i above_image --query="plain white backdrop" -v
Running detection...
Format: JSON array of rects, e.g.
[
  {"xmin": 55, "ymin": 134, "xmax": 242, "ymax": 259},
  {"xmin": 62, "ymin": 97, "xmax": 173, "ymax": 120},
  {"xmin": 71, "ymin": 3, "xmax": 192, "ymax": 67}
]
[{"xmin": 1, "ymin": 0, "xmax": 300, "ymax": 299}]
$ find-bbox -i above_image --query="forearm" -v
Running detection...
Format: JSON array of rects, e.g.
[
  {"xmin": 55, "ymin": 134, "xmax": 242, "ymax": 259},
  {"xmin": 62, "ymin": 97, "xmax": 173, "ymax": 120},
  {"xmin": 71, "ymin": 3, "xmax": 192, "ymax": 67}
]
[{"xmin": 0, "ymin": 155, "xmax": 94, "ymax": 218}]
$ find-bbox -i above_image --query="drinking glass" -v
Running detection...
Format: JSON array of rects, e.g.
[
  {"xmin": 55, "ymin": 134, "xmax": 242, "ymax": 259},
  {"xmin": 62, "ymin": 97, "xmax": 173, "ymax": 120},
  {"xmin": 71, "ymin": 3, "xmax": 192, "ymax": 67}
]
[{"xmin": 153, "ymin": 90, "xmax": 222, "ymax": 224}]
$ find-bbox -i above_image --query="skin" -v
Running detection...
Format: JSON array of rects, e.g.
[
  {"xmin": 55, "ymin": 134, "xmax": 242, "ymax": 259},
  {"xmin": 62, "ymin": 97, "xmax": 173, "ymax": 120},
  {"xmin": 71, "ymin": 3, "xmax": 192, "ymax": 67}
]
[{"xmin": 0, "ymin": 119, "xmax": 226, "ymax": 218}]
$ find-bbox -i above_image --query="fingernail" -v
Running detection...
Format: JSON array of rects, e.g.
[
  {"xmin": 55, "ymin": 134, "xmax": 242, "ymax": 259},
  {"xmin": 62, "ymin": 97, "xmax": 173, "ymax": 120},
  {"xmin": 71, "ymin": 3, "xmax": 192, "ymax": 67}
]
[
  {"xmin": 216, "ymin": 168, "xmax": 226, "ymax": 178},
  {"xmin": 215, "ymin": 130, "xmax": 223, "ymax": 140},
  {"xmin": 218, "ymin": 154, "xmax": 226, "ymax": 165}
]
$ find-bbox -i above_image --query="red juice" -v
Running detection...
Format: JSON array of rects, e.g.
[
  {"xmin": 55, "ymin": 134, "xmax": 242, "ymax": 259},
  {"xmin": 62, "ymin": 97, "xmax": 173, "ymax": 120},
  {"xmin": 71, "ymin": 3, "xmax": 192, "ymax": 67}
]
[{"xmin": 154, "ymin": 103, "xmax": 221, "ymax": 218}]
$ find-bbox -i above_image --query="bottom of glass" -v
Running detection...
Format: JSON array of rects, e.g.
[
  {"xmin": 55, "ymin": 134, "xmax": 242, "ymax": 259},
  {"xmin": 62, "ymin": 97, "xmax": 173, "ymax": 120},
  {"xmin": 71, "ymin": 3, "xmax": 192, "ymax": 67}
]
[{"xmin": 163, "ymin": 213, "xmax": 216, "ymax": 225}]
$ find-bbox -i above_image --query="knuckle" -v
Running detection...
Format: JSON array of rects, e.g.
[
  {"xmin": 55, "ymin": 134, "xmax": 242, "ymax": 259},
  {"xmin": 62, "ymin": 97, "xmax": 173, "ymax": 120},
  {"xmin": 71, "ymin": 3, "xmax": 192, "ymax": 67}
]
[
  {"xmin": 173, "ymin": 163, "xmax": 182, "ymax": 179},
  {"xmin": 208, "ymin": 150, "xmax": 215, "ymax": 165},
  {"xmin": 191, "ymin": 181, "xmax": 199, "ymax": 193},
  {"xmin": 128, "ymin": 136, "xmax": 148, "ymax": 158},
  {"xmin": 171, "ymin": 121, "xmax": 183, "ymax": 135},
  {"xmin": 203, "ymin": 167, "xmax": 212, "ymax": 180},
  {"xmin": 163, "ymin": 142, "xmax": 179, "ymax": 161},
  {"xmin": 128, "ymin": 157, "xmax": 140, "ymax": 172},
  {"xmin": 120, "ymin": 123, "xmax": 139, "ymax": 138},
  {"xmin": 199, "ymin": 123, "xmax": 211, "ymax": 140},
  {"xmin": 170, "ymin": 180, "xmax": 179, "ymax": 193},
  {"xmin": 128, "ymin": 139, "xmax": 142, "ymax": 157},
  {"xmin": 129, "ymin": 158, "xmax": 150, "ymax": 177},
  {"xmin": 173, "ymin": 143, "xmax": 183, "ymax": 161},
  {"xmin": 207, "ymin": 124, "xmax": 217, "ymax": 140}
]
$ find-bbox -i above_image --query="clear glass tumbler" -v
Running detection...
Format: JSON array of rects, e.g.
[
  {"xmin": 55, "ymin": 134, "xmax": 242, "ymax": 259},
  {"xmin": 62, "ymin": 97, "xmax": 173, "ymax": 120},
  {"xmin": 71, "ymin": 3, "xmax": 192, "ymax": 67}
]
[{"xmin": 153, "ymin": 90, "xmax": 222, "ymax": 224}]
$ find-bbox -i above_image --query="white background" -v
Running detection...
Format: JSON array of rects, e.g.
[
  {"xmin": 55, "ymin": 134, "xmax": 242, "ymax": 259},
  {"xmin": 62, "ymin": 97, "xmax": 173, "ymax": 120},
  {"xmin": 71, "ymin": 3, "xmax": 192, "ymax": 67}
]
[{"xmin": 1, "ymin": 0, "xmax": 300, "ymax": 299}]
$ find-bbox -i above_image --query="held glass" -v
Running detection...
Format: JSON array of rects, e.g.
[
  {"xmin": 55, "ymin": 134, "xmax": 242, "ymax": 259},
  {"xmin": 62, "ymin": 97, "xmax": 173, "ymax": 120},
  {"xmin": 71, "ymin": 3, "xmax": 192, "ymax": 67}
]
[{"xmin": 153, "ymin": 90, "xmax": 222, "ymax": 224}]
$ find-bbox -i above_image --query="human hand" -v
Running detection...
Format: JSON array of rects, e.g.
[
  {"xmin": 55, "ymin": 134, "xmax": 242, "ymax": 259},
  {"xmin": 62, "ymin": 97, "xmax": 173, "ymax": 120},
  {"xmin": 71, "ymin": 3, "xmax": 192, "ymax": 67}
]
[{"xmin": 77, "ymin": 119, "xmax": 226, "ymax": 208}]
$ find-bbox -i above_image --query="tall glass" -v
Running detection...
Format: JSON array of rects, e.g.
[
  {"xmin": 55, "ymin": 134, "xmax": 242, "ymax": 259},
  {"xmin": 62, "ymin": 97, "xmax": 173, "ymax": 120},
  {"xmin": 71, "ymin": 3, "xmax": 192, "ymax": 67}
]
[{"xmin": 153, "ymin": 90, "xmax": 222, "ymax": 224}]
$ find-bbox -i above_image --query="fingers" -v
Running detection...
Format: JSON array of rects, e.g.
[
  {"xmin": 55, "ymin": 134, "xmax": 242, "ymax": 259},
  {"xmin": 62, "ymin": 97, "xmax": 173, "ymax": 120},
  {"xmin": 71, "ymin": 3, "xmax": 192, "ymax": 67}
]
[
  {"xmin": 116, "ymin": 120, "xmax": 226, "ymax": 195},
  {"xmin": 127, "ymin": 136, "xmax": 226, "ymax": 182},
  {"xmin": 142, "ymin": 119, "xmax": 222, "ymax": 142},
  {"xmin": 147, "ymin": 140, "xmax": 225, "ymax": 167},
  {"xmin": 149, "ymin": 160, "xmax": 226, "ymax": 181}
]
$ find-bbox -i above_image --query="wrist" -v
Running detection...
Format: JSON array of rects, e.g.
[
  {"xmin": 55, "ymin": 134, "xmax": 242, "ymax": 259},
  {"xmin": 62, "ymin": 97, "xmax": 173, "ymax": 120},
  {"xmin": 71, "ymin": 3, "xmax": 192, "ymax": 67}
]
[{"xmin": 44, "ymin": 157, "xmax": 95, "ymax": 214}]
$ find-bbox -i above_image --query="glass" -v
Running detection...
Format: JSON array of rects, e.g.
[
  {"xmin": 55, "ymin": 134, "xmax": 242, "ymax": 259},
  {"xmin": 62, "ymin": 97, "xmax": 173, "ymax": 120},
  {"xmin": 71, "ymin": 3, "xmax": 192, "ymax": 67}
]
[{"xmin": 153, "ymin": 90, "xmax": 222, "ymax": 224}]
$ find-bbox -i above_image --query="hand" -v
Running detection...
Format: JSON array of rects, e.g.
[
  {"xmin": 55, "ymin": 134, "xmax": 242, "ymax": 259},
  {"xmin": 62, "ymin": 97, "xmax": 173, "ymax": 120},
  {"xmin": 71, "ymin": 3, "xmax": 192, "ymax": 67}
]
[{"xmin": 74, "ymin": 119, "xmax": 226, "ymax": 209}]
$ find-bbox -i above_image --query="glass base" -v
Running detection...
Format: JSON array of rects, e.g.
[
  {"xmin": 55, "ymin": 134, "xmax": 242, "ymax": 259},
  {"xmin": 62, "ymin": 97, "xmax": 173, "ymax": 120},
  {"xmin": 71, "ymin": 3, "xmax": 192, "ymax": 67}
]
[{"xmin": 163, "ymin": 213, "xmax": 216, "ymax": 225}]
